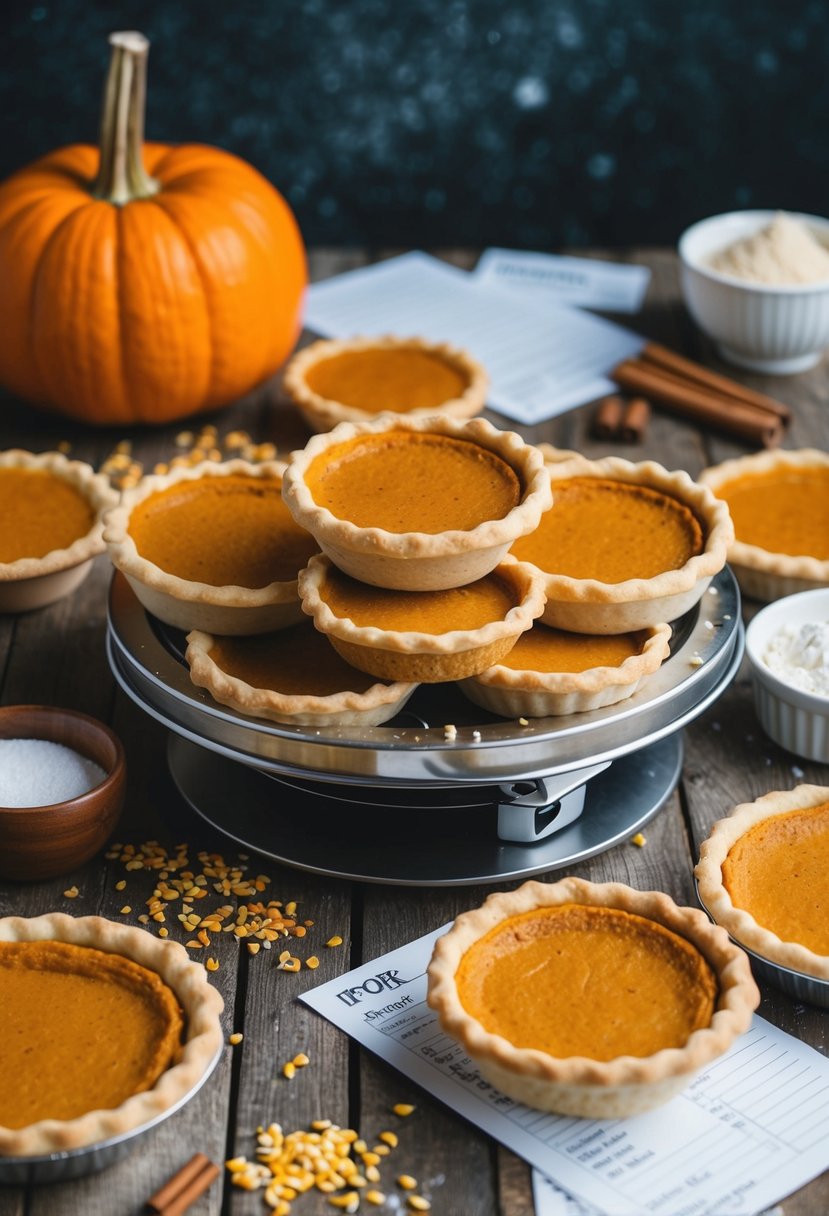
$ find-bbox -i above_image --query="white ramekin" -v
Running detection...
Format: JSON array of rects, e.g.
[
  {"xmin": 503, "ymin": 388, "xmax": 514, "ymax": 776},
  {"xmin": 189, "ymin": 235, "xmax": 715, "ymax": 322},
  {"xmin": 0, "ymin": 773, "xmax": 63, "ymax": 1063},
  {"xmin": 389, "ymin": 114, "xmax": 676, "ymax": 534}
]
[
  {"xmin": 678, "ymin": 210, "xmax": 829, "ymax": 374},
  {"xmin": 744, "ymin": 588, "xmax": 829, "ymax": 763}
]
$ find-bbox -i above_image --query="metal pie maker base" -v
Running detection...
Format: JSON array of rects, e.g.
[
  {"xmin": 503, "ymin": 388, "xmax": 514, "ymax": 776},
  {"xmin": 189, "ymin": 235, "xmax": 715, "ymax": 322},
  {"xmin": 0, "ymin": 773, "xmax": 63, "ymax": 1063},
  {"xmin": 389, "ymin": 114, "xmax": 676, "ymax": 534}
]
[{"xmin": 167, "ymin": 732, "xmax": 683, "ymax": 886}]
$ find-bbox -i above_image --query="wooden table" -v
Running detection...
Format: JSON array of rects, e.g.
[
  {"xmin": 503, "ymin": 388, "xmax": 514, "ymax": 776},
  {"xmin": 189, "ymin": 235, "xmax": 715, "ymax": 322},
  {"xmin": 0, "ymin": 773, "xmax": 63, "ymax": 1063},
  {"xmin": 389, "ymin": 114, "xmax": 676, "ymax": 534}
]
[{"xmin": 0, "ymin": 248, "xmax": 827, "ymax": 1216}]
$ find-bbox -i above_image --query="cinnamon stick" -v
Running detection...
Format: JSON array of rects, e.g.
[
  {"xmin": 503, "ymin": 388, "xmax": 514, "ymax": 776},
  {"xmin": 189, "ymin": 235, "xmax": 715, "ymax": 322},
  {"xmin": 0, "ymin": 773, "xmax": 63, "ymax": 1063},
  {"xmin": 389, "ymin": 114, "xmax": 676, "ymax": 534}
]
[
  {"xmin": 641, "ymin": 342, "xmax": 791, "ymax": 424},
  {"xmin": 620, "ymin": 397, "xmax": 651, "ymax": 443},
  {"xmin": 590, "ymin": 394, "xmax": 624, "ymax": 439},
  {"xmin": 146, "ymin": 1153, "xmax": 219, "ymax": 1215},
  {"xmin": 612, "ymin": 359, "xmax": 784, "ymax": 448}
]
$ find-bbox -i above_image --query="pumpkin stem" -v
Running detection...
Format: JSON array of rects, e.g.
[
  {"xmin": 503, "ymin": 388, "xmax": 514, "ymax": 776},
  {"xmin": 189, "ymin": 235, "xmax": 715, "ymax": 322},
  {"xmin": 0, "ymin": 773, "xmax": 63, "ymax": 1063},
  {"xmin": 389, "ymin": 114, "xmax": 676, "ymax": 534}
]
[{"xmin": 91, "ymin": 31, "xmax": 160, "ymax": 205}]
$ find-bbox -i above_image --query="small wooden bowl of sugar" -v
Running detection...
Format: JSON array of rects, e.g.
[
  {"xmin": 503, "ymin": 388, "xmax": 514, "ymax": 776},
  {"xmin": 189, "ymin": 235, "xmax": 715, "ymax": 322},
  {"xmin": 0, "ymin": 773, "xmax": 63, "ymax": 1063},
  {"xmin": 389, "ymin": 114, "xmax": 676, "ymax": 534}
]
[{"xmin": 0, "ymin": 705, "xmax": 126, "ymax": 881}]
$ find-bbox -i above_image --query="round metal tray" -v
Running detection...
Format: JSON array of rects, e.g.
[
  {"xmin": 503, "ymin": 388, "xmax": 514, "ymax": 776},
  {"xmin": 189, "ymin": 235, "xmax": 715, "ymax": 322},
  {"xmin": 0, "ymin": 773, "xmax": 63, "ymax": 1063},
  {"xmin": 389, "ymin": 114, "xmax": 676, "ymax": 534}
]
[
  {"xmin": 168, "ymin": 732, "xmax": 684, "ymax": 886},
  {"xmin": 107, "ymin": 568, "xmax": 743, "ymax": 787}
]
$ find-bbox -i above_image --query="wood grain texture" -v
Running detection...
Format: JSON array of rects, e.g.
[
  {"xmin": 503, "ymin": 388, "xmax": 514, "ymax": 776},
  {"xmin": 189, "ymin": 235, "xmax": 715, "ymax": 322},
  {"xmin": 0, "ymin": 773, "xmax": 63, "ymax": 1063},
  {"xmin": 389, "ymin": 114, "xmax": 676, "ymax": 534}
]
[{"xmin": 0, "ymin": 247, "xmax": 827, "ymax": 1215}]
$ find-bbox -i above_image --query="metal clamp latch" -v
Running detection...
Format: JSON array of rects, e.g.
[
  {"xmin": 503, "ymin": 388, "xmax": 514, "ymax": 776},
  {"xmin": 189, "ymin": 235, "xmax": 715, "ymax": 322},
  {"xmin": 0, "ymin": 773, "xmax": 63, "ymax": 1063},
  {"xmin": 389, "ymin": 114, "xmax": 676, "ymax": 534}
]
[{"xmin": 496, "ymin": 761, "xmax": 611, "ymax": 843}]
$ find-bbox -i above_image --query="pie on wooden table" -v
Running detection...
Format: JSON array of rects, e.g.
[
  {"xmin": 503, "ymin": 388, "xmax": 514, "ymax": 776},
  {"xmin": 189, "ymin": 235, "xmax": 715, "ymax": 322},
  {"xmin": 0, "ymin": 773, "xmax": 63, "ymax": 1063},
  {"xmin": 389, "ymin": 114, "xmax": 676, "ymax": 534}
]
[
  {"xmin": 427, "ymin": 877, "xmax": 758, "ymax": 1118},
  {"xmin": 458, "ymin": 619, "xmax": 672, "ymax": 717},
  {"xmin": 0, "ymin": 912, "xmax": 223, "ymax": 1158},
  {"xmin": 699, "ymin": 449, "xmax": 829, "ymax": 602},
  {"xmin": 282, "ymin": 334, "xmax": 488, "ymax": 432},
  {"xmin": 510, "ymin": 454, "xmax": 733, "ymax": 633},
  {"xmin": 104, "ymin": 459, "xmax": 319, "ymax": 634},
  {"xmin": 0, "ymin": 449, "xmax": 117, "ymax": 612},
  {"xmin": 185, "ymin": 621, "xmax": 418, "ymax": 726},
  {"xmin": 297, "ymin": 553, "xmax": 546, "ymax": 683},
  {"xmin": 696, "ymin": 784, "xmax": 829, "ymax": 980},
  {"xmin": 281, "ymin": 415, "xmax": 553, "ymax": 591}
]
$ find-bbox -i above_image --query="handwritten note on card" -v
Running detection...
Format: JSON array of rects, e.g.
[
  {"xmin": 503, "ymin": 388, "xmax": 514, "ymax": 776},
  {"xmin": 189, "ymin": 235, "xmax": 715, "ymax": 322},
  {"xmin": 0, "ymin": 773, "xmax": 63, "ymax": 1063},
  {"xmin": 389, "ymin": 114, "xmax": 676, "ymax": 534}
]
[{"xmin": 301, "ymin": 925, "xmax": 829, "ymax": 1216}]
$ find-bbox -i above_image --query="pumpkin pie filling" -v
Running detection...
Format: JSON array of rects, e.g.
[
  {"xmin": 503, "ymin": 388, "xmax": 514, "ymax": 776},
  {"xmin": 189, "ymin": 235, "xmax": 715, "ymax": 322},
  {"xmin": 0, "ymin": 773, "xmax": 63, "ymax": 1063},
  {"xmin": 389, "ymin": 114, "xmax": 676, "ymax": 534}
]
[
  {"xmin": 0, "ymin": 468, "xmax": 95, "ymax": 563},
  {"xmin": 302, "ymin": 431, "xmax": 522, "ymax": 534},
  {"xmin": 721, "ymin": 800, "xmax": 829, "ymax": 955},
  {"xmin": 206, "ymin": 623, "xmax": 391, "ymax": 696},
  {"xmin": 454, "ymin": 903, "xmax": 718, "ymax": 1061},
  {"xmin": 498, "ymin": 623, "xmax": 650, "ymax": 673},
  {"xmin": 711, "ymin": 466, "xmax": 829, "ymax": 560},
  {"xmin": 319, "ymin": 564, "xmax": 518, "ymax": 634},
  {"xmin": 512, "ymin": 477, "xmax": 704, "ymax": 581},
  {"xmin": 0, "ymin": 939, "xmax": 183, "ymax": 1129},
  {"xmin": 303, "ymin": 347, "xmax": 470, "ymax": 414},
  {"xmin": 127, "ymin": 474, "xmax": 318, "ymax": 588}
]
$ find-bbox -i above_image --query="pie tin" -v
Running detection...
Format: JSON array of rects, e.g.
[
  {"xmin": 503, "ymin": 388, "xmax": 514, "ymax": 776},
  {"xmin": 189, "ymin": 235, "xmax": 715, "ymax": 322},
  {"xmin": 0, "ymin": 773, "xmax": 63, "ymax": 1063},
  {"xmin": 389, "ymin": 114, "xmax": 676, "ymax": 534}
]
[
  {"xmin": 0, "ymin": 1043, "xmax": 222, "ymax": 1185},
  {"xmin": 695, "ymin": 885, "xmax": 829, "ymax": 1010}
]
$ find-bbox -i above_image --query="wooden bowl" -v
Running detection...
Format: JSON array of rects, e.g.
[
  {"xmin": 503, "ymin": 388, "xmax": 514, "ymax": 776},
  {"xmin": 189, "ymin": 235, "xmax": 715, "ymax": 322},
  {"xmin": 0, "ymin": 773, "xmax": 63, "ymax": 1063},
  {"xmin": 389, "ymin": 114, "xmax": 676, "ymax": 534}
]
[{"xmin": 0, "ymin": 706, "xmax": 126, "ymax": 881}]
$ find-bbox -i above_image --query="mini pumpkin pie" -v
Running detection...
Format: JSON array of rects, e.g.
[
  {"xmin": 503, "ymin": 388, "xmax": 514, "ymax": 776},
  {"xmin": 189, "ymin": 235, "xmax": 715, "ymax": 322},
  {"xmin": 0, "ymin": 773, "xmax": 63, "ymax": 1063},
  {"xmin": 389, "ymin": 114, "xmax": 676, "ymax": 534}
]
[
  {"xmin": 699, "ymin": 449, "xmax": 829, "ymax": 602},
  {"xmin": 0, "ymin": 449, "xmax": 117, "ymax": 613},
  {"xmin": 458, "ymin": 620, "xmax": 672, "ymax": 717},
  {"xmin": 185, "ymin": 621, "xmax": 418, "ymax": 726},
  {"xmin": 104, "ymin": 459, "xmax": 319, "ymax": 634},
  {"xmin": 511, "ymin": 454, "xmax": 733, "ymax": 633},
  {"xmin": 298, "ymin": 554, "xmax": 546, "ymax": 682},
  {"xmin": 427, "ymin": 877, "xmax": 758, "ymax": 1118},
  {"xmin": 696, "ymin": 784, "xmax": 829, "ymax": 984},
  {"xmin": 282, "ymin": 334, "xmax": 488, "ymax": 432},
  {"xmin": 281, "ymin": 415, "xmax": 552, "ymax": 590},
  {"xmin": 0, "ymin": 912, "xmax": 223, "ymax": 1158}
]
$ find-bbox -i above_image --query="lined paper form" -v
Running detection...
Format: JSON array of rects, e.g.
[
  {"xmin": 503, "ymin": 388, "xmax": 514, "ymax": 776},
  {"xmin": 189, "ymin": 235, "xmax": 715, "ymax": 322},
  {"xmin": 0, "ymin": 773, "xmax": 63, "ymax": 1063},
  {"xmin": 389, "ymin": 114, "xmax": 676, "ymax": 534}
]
[
  {"xmin": 304, "ymin": 252, "xmax": 644, "ymax": 424},
  {"xmin": 474, "ymin": 248, "xmax": 651, "ymax": 313},
  {"xmin": 301, "ymin": 925, "xmax": 829, "ymax": 1216}
]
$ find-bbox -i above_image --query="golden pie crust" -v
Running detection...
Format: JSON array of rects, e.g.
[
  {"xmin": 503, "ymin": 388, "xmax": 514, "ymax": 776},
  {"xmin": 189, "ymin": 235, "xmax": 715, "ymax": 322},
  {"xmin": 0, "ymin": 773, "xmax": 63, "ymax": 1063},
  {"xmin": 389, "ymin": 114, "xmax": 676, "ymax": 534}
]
[
  {"xmin": 695, "ymin": 784, "xmax": 829, "ymax": 980},
  {"xmin": 427, "ymin": 877, "xmax": 758, "ymax": 1118},
  {"xmin": 281, "ymin": 415, "xmax": 553, "ymax": 591},
  {"xmin": 282, "ymin": 334, "xmax": 488, "ymax": 432},
  {"xmin": 298, "ymin": 554, "xmax": 546, "ymax": 682},
  {"xmin": 0, "ymin": 450, "xmax": 118, "ymax": 613},
  {"xmin": 185, "ymin": 623, "xmax": 418, "ymax": 726},
  {"xmin": 104, "ymin": 459, "xmax": 318, "ymax": 635},
  {"xmin": 699, "ymin": 449, "xmax": 829, "ymax": 602},
  {"xmin": 0, "ymin": 912, "xmax": 223, "ymax": 1158},
  {"xmin": 458, "ymin": 620, "xmax": 672, "ymax": 717},
  {"xmin": 511, "ymin": 454, "xmax": 733, "ymax": 633}
]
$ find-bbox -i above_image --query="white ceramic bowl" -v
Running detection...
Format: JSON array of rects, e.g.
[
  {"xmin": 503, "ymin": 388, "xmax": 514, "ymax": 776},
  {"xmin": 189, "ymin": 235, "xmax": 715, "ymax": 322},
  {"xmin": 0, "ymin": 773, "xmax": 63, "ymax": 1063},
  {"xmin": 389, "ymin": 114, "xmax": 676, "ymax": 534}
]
[
  {"xmin": 745, "ymin": 588, "xmax": 829, "ymax": 762},
  {"xmin": 678, "ymin": 210, "xmax": 829, "ymax": 373}
]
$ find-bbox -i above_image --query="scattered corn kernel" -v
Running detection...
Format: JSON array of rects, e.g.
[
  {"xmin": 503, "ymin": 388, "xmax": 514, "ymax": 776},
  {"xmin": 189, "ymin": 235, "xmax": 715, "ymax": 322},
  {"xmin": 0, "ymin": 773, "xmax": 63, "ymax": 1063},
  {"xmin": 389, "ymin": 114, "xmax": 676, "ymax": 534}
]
[
  {"xmin": 120, "ymin": 905, "xmax": 132, "ymax": 915},
  {"xmin": 306, "ymin": 956, "xmax": 320, "ymax": 969},
  {"xmin": 365, "ymin": 1190, "xmax": 386, "ymax": 1205},
  {"xmin": 378, "ymin": 1131, "xmax": 398, "ymax": 1148},
  {"xmin": 229, "ymin": 1032, "xmax": 244, "ymax": 1045},
  {"xmin": 326, "ymin": 936, "xmax": 343, "ymax": 948},
  {"xmin": 282, "ymin": 1062, "xmax": 296, "ymax": 1080},
  {"xmin": 206, "ymin": 957, "xmax": 220, "ymax": 972},
  {"xmin": 398, "ymin": 1174, "xmax": 418, "ymax": 1190},
  {"xmin": 631, "ymin": 832, "xmax": 647, "ymax": 848},
  {"xmin": 293, "ymin": 1052, "xmax": 310, "ymax": 1067},
  {"xmin": 393, "ymin": 1104, "xmax": 415, "ymax": 1117},
  {"xmin": 63, "ymin": 886, "xmax": 79, "ymax": 899},
  {"xmin": 407, "ymin": 1197, "xmax": 431, "ymax": 1211},
  {"xmin": 115, "ymin": 879, "xmax": 126, "ymax": 891}
]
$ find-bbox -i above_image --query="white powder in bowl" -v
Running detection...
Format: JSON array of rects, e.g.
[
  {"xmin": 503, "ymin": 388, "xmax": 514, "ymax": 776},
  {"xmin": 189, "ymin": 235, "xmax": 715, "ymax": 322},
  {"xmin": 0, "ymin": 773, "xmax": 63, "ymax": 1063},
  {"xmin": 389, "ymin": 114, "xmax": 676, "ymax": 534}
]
[
  {"xmin": 708, "ymin": 212, "xmax": 829, "ymax": 285},
  {"xmin": 762, "ymin": 621, "xmax": 829, "ymax": 696},
  {"xmin": 0, "ymin": 738, "xmax": 107, "ymax": 807}
]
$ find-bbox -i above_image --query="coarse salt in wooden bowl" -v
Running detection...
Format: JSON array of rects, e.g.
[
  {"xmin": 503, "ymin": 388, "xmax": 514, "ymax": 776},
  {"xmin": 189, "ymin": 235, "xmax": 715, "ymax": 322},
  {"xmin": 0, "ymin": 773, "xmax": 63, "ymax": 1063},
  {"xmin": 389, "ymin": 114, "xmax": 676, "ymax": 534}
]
[{"xmin": 0, "ymin": 705, "xmax": 126, "ymax": 882}]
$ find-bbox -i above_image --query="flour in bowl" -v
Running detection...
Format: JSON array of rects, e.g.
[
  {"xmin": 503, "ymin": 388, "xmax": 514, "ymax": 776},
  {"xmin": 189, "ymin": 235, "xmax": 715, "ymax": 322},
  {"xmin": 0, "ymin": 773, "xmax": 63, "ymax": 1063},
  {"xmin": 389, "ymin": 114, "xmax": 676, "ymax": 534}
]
[
  {"xmin": 763, "ymin": 621, "xmax": 829, "ymax": 696},
  {"xmin": 708, "ymin": 212, "xmax": 829, "ymax": 285}
]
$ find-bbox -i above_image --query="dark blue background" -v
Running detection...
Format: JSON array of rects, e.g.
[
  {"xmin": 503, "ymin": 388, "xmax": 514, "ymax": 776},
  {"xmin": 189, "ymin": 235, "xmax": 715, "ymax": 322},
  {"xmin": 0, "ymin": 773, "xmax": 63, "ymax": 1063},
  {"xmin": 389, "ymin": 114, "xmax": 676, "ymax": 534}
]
[{"xmin": 3, "ymin": 0, "xmax": 828, "ymax": 249}]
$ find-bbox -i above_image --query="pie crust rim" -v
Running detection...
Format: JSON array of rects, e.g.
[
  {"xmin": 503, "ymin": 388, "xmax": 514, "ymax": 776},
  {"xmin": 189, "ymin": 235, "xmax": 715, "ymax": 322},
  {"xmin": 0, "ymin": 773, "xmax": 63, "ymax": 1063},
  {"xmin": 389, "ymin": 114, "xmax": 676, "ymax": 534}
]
[
  {"xmin": 0, "ymin": 449, "xmax": 118, "ymax": 582},
  {"xmin": 103, "ymin": 459, "xmax": 316, "ymax": 634},
  {"xmin": 458, "ymin": 620, "xmax": 672, "ymax": 717},
  {"xmin": 282, "ymin": 334, "xmax": 489, "ymax": 431},
  {"xmin": 427, "ymin": 877, "xmax": 758, "ymax": 1108},
  {"xmin": 0, "ymin": 912, "xmax": 224, "ymax": 1159},
  {"xmin": 519, "ymin": 454, "xmax": 734, "ymax": 633},
  {"xmin": 699, "ymin": 449, "xmax": 829, "ymax": 600},
  {"xmin": 281, "ymin": 415, "xmax": 553, "ymax": 590},
  {"xmin": 185, "ymin": 627, "xmax": 419, "ymax": 726},
  {"xmin": 695, "ymin": 783, "xmax": 829, "ymax": 980}
]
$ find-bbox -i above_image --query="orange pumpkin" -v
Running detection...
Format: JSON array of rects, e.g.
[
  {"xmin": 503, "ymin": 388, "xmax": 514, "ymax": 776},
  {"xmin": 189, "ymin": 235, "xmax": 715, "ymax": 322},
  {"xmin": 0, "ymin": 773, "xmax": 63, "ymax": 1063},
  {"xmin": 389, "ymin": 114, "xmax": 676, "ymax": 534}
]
[{"xmin": 0, "ymin": 32, "xmax": 307, "ymax": 426}]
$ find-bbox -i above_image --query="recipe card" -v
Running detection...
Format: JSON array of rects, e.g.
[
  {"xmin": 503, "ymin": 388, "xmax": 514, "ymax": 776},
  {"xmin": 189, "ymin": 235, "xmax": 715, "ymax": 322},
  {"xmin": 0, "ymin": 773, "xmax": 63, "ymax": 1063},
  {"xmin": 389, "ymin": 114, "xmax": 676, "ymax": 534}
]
[
  {"xmin": 301, "ymin": 925, "xmax": 829, "ymax": 1216},
  {"xmin": 304, "ymin": 251, "xmax": 644, "ymax": 424},
  {"xmin": 474, "ymin": 248, "xmax": 651, "ymax": 313}
]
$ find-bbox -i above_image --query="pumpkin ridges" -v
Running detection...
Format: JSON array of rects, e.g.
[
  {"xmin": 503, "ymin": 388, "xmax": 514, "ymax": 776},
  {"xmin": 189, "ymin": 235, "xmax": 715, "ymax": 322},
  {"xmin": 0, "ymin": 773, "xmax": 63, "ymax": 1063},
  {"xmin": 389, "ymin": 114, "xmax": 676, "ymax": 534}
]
[
  {"xmin": 30, "ymin": 202, "xmax": 129, "ymax": 424},
  {"xmin": 115, "ymin": 199, "xmax": 214, "ymax": 423},
  {"xmin": 0, "ymin": 192, "xmax": 97, "ymax": 406}
]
